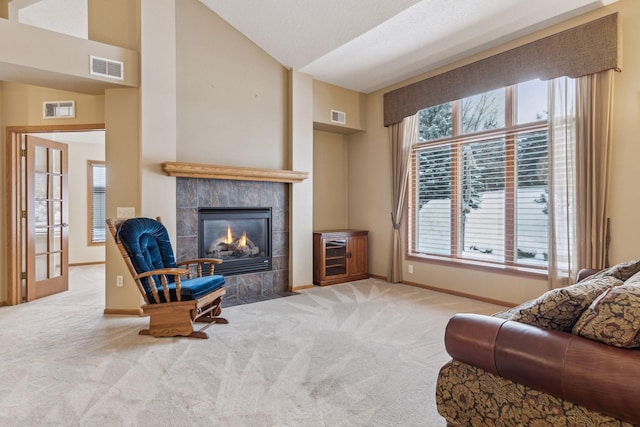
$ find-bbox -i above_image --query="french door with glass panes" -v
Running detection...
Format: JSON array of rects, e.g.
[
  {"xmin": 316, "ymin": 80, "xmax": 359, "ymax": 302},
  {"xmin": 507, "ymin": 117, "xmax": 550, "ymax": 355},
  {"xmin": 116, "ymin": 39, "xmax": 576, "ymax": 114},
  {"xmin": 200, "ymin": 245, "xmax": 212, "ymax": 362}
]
[{"xmin": 25, "ymin": 135, "xmax": 69, "ymax": 301}]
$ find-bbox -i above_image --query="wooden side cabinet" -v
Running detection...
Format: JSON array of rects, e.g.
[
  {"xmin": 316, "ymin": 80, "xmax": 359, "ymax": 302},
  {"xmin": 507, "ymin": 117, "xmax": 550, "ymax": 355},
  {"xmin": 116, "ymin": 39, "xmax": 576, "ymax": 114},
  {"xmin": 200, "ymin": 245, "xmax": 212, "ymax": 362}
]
[{"xmin": 313, "ymin": 230, "xmax": 369, "ymax": 286}]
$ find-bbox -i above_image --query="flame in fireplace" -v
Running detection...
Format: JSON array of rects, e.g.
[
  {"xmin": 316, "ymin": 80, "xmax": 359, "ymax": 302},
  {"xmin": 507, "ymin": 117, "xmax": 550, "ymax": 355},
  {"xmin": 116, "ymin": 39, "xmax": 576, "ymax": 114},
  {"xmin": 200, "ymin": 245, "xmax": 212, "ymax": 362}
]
[{"xmin": 223, "ymin": 226, "xmax": 248, "ymax": 248}]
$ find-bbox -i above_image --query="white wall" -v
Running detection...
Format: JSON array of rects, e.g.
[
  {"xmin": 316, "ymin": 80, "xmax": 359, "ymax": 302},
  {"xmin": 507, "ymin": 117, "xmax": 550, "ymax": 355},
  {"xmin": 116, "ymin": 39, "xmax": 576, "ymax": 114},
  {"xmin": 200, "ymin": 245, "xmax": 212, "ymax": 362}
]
[
  {"xmin": 10, "ymin": 0, "xmax": 88, "ymax": 39},
  {"xmin": 175, "ymin": 0, "xmax": 288, "ymax": 170},
  {"xmin": 313, "ymin": 130, "xmax": 349, "ymax": 230},
  {"xmin": 67, "ymin": 140, "xmax": 105, "ymax": 264},
  {"xmin": 0, "ymin": 82, "xmax": 5, "ymax": 303},
  {"xmin": 289, "ymin": 70, "xmax": 314, "ymax": 289},
  {"xmin": 140, "ymin": 0, "xmax": 176, "ymax": 235}
]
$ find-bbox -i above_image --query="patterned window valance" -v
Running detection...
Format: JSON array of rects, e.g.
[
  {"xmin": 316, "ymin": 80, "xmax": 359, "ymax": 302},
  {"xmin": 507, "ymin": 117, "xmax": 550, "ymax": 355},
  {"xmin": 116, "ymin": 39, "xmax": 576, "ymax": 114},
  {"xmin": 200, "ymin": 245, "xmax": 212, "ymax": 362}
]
[{"xmin": 383, "ymin": 13, "xmax": 621, "ymax": 127}]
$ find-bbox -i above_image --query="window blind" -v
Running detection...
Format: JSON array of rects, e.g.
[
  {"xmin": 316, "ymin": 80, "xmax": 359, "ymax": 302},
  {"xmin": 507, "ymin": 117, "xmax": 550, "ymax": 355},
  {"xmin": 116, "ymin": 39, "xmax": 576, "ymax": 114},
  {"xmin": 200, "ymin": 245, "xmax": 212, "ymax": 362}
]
[
  {"xmin": 409, "ymin": 77, "xmax": 551, "ymax": 268},
  {"xmin": 411, "ymin": 127, "xmax": 548, "ymax": 267},
  {"xmin": 90, "ymin": 163, "xmax": 106, "ymax": 243}
]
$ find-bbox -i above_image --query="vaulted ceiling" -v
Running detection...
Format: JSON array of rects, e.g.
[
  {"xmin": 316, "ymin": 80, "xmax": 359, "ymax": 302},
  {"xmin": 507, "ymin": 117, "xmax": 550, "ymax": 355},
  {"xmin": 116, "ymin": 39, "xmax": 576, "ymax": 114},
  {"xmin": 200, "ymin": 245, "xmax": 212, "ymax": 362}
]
[{"xmin": 199, "ymin": 0, "xmax": 619, "ymax": 93}]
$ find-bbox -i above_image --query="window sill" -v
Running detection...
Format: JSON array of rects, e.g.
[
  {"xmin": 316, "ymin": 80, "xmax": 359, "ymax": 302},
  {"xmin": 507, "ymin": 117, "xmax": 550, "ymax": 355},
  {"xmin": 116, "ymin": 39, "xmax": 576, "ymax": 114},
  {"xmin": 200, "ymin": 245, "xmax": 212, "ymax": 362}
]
[{"xmin": 406, "ymin": 253, "xmax": 548, "ymax": 280}]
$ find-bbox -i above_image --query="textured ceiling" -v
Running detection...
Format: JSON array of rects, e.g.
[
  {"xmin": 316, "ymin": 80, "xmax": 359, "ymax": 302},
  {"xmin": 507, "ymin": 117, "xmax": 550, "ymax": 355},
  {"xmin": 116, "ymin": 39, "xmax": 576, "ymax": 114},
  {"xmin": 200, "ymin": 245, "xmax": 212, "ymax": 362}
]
[{"xmin": 199, "ymin": 0, "xmax": 618, "ymax": 93}]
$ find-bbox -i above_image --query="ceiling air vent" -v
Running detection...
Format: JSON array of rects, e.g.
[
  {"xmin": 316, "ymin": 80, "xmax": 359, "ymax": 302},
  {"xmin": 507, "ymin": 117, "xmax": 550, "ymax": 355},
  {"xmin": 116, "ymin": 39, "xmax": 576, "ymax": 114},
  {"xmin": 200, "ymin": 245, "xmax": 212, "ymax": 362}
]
[
  {"xmin": 331, "ymin": 109, "xmax": 346, "ymax": 124},
  {"xmin": 90, "ymin": 55, "xmax": 124, "ymax": 80},
  {"xmin": 43, "ymin": 101, "xmax": 75, "ymax": 119}
]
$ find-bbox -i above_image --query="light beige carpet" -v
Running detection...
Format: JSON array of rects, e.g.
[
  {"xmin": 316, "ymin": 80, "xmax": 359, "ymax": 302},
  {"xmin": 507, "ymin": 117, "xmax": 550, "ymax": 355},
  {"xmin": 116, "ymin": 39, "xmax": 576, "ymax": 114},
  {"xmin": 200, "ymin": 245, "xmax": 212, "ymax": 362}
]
[{"xmin": 0, "ymin": 265, "xmax": 505, "ymax": 426}]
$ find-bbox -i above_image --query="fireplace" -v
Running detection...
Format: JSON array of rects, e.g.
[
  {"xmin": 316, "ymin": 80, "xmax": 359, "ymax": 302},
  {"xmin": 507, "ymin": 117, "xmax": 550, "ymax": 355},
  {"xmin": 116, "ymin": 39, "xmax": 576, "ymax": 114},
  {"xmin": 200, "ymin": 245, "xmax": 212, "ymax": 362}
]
[
  {"xmin": 198, "ymin": 207, "xmax": 272, "ymax": 276},
  {"xmin": 177, "ymin": 178, "xmax": 289, "ymax": 303}
]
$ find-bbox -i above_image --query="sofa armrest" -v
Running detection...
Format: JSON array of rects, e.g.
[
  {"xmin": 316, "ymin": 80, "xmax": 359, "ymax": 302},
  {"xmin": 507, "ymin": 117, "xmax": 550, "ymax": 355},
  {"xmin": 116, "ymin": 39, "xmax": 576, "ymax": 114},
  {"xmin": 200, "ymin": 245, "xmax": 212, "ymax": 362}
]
[
  {"xmin": 444, "ymin": 313, "xmax": 506, "ymax": 375},
  {"xmin": 444, "ymin": 313, "xmax": 640, "ymax": 425},
  {"xmin": 577, "ymin": 268, "xmax": 601, "ymax": 282}
]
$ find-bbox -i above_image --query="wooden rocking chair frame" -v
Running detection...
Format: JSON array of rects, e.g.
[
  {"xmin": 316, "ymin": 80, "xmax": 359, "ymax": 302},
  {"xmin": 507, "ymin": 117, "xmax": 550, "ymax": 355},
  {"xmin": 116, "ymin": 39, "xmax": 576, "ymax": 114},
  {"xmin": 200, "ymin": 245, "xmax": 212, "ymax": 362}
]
[{"xmin": 107, "ymin": 217, "xmax": 227, "ymax": 339}]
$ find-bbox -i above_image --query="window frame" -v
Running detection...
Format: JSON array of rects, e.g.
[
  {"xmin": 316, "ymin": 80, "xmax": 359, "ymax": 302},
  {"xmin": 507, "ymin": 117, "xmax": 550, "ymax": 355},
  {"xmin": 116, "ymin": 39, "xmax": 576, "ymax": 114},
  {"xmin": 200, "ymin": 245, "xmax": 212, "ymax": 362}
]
[
  {"xmin": 87, "ymin": 160, "xmax": 106, "ymax": 246},
  {"xmin": 407, "ymin": 85, "xmax": 549, "ymax": 275}
]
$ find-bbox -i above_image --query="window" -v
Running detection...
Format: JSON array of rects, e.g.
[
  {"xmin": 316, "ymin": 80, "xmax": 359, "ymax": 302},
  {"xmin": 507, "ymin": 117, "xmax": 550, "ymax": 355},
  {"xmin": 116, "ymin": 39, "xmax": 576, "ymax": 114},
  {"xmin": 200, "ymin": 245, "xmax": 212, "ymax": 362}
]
[
  {"xmin": 409, "ymin": 79, "xmax": 550, "ymax": 270},
  {"xmin": 88, "ymin": 161, "xmax": 106, "ymax": 245}
]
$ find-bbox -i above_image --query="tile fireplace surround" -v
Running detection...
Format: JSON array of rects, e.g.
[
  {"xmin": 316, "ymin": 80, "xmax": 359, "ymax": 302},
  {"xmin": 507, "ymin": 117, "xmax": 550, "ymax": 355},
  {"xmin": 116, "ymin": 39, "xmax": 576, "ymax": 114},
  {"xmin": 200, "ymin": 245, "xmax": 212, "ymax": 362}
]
[{"xmin": 175, "ymin": 178, "xmax": 291, "ymax": 307}]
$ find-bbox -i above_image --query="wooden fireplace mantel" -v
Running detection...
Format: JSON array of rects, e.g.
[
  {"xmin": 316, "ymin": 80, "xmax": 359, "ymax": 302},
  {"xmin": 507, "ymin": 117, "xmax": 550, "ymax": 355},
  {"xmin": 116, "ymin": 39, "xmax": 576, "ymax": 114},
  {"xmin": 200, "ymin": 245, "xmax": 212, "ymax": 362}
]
[{"xmin": 161, "ymin": 161, "xmax": 309, "ymax": 183}]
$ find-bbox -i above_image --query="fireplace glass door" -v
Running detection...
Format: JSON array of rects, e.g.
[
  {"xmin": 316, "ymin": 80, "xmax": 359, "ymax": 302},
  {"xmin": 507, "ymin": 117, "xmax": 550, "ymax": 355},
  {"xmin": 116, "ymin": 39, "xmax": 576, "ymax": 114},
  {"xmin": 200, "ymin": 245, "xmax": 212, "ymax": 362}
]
[{"xmin": 198, "ymin": 207, "xmax": 272, "ymax": 276}]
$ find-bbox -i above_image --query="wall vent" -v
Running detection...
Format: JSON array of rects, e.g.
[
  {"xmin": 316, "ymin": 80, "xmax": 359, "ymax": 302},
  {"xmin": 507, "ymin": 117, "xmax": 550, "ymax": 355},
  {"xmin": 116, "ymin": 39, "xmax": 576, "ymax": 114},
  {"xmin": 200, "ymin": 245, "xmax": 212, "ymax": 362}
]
[
  {"xmin": 331, "ymin": 110, "xmax": 346, "ymax": 124},
  {"xmin": 90, "ymin": 55, "xmax": 124, "ymax": 80},
  {"xmin": 43, "ymin": 101, "xmax": 75, "ymax": 119}
]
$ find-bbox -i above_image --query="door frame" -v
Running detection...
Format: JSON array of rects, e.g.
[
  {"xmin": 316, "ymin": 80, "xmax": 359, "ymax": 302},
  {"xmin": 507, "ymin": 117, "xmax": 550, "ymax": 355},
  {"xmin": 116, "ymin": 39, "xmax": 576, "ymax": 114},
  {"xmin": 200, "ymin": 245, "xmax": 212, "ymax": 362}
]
[{"xmin": 5, "ymin": 123, "xmax": 105, "ymax": 305}]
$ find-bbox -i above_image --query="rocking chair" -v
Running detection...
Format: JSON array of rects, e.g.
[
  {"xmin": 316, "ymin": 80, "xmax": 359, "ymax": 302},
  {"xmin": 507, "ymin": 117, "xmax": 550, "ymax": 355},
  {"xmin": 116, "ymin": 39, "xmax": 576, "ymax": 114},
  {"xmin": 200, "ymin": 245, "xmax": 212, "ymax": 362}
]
[{"xmin": 107, "ymin": 217, "xmax": 227, "ymax": 339}]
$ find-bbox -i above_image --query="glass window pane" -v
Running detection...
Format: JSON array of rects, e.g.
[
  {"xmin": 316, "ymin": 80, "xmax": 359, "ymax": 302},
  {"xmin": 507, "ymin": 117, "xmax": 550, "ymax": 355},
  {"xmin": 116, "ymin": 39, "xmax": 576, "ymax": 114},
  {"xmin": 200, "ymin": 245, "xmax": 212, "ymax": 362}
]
[
  {"xmin": 51, "ymin": 175, "xmax": 62, "ymax": 200},
  {"xmin": 50, "ymin": 253, "xmax": 61, "ymax": 278},
  {"xmin": 35, "ymin": 255, "xmax": 48, "ymax": 280},
  {"xmin": 35, "ymin": 172, "xmax": 48, "ymax": 199},
  {"xmin": 93, "ymin": 164, "xmax": 106, "ymax": 186},
  {"xmin": 53, "ymin": 226, "xmax": 62, "ymax": 251},
  {"xmin": 516, "ymin": 130, "xmax": 549, "ymax": 266},
  {"xmin": 517, "ymin": 79, "xmax": 548, "ymax": 124},
  {"xmin": 90, "ymin": 163, "xmax": 106, "ymax": 244},
  {"xmin": 409, "ymin": 79, "xmax": 554, "ymax": 272},
  {"xmin": 35, "ymin": 201, "xmax": 48, "ymax": 225},
  {"xmin": 415, "ymin": 145, "xmax": 452, "ymax": 255},
  {"xmin": 460, "ymin": 139, "xmax": 505, "ymax": 262},
  {"xmin": 52, "ymin": 201, "xmax": 62, "ymax": 225},
  {"xmin": 51, "ymin": 149, "xmax": 62, "ymax": 174},
  {"xmin": 418, "ymin": 102, "xmax": 452, "ymax": 142},
  {"xmin": 35, "ymin": 146, "xmax": 47, "ymax": 172},
  {"xmin": 35, "ymin": 227, "xmax": 49, "ymax": 253},
  {"xmin": 461, "ymin": 89, "xmax": 505, "ymax": 134}
]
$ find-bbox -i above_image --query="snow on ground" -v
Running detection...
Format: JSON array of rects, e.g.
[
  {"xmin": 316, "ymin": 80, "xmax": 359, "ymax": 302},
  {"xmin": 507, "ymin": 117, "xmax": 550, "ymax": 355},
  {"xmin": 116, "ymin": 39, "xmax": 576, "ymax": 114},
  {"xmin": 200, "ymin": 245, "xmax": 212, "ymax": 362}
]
[{"xmin": 417, "ymin": 186, "xmax": 547, "ymax": 265}]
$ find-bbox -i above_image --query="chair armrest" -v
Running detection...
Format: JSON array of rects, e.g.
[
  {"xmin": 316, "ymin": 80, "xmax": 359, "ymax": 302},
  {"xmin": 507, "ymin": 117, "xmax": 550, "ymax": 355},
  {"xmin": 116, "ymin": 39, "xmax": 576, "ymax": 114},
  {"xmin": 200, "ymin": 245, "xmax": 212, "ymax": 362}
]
[
  {"xmin": 177, "ymin": 258, "xmax": 224, "ymax": 277},
  {"xmin": 179, "ymin": 258, "xmax": 224, "ymax": 265},
  {"xmin": 134, "ymin": 268, "xmax": 190, "ymax": 303},
  {"xmin": 133, "ymin": 268, "xmax": 190, "ymax": 279}
]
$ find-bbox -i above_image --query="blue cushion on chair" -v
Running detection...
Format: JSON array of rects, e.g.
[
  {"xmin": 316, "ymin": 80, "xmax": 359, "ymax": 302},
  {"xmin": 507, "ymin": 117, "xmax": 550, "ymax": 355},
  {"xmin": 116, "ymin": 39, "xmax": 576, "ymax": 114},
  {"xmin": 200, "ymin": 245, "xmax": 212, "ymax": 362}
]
[
  {"xmin": 153, "ymin": 275, "xmax": 226, "ymax": 303},
  {"xmin": 117, "ymin": 218, "xmax": 177, "ymax": 271},
  {"xmin": 116, "ymin": 217, "xmax": 225, "ymax": 304}
]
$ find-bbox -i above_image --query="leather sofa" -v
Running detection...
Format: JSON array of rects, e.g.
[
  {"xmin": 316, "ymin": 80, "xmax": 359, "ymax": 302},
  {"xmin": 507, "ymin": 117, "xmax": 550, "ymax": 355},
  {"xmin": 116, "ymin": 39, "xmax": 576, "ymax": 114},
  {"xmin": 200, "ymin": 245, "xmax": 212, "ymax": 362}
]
[{"xmin": 436, "ymin": 264, "xmax": 640, "ymax": 426}]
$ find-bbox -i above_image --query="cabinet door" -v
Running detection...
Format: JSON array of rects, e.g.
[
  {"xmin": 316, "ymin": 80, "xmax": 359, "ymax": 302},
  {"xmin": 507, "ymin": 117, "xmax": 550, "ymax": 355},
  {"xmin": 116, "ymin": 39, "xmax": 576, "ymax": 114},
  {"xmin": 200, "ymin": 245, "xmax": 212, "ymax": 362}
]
[
  {"xmin": 324, "ymin": 238, "xmax": 348, "ymax": 279},
  {"xmin": 347, "ymin": 235, "xmax": 368, "ymax": 276}
]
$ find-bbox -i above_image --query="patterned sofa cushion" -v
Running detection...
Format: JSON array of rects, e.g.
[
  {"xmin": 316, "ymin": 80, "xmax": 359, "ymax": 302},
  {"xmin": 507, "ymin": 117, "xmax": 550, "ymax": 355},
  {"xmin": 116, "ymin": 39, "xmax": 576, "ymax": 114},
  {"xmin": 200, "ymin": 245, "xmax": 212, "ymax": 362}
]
[
  {"xmin": 436, "ymin": 360, "xmax": 636, "ymax": 427},
  {"xmin": 572, "ymin": 274, "xmax": 640, "ymax": 348},
  {"xmin": 506, "ymin": 276, "xmax": 622, "ymax": 332},
  {"xmin": 589, "ymin": 259, "xmax": 640, "ymax": 281}
]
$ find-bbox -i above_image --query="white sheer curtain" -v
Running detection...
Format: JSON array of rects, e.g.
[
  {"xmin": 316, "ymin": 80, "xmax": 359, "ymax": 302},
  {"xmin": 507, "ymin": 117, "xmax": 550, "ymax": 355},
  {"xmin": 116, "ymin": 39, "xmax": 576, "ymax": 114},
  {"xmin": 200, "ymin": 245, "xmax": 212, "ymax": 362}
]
[
  {"xmin": 548, "ymin": 77, "xmax": 578, "ymax": 288},
  {"xmin": 389, "ymin": 114, "xmax": 418, "ymax": 283},
  {"xmin": 547, "ymin": 70, "xmax": 614, "ymax": 289}
]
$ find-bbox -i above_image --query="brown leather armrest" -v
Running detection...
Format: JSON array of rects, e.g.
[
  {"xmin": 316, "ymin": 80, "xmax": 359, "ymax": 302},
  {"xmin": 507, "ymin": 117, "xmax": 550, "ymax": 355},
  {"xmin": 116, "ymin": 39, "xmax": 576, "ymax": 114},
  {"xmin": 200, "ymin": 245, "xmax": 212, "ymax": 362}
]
[
  {"xmin": 576, "ymin": 268, "xmax": 601, "ymax": 282},
  {"xmin": 564, "ymin": 335, "xmax": 640, "ymax": 424},
  {"xmin": 444, "ymin": 313, "xmax": 507, "ymax": 375},
  {"xmin": 494, "ymin": 320, "xmax": 572, "ymax": 397}
]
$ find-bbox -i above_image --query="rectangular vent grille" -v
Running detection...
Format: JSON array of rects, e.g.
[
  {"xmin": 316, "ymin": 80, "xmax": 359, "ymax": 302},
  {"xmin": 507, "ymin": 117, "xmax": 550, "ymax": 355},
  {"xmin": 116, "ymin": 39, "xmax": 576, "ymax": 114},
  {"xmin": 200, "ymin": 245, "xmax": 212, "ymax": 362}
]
[
  {"xmin": 43, "ymin": 101, "xmax": 75, "ymax": 119},
  {"xmin": 331, "ymin": 109, "xmax": 346, "ymax": 124},
  {"xmin": 90, "ymin": 55, "xmax": 124, "ymax": 80}
]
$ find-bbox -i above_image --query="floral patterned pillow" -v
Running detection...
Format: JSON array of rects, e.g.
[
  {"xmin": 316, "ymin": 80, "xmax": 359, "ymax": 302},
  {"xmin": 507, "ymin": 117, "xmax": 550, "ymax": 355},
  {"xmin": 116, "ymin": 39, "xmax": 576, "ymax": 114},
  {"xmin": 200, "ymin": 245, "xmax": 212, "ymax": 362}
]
[
  {"xmin": 589, "ymin": 259, "xmax": 640, "ymax": 281},
  {"xmin": 507, "ymin": 276, "xmax": 622, "ymax": 332},
  {"xmin": 625, "ymin": 271, "xmax": 640, "ymax": 286},
  {"xmin": 572, "ymin": 280, "xmax": 640, "ymax": 348}
]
